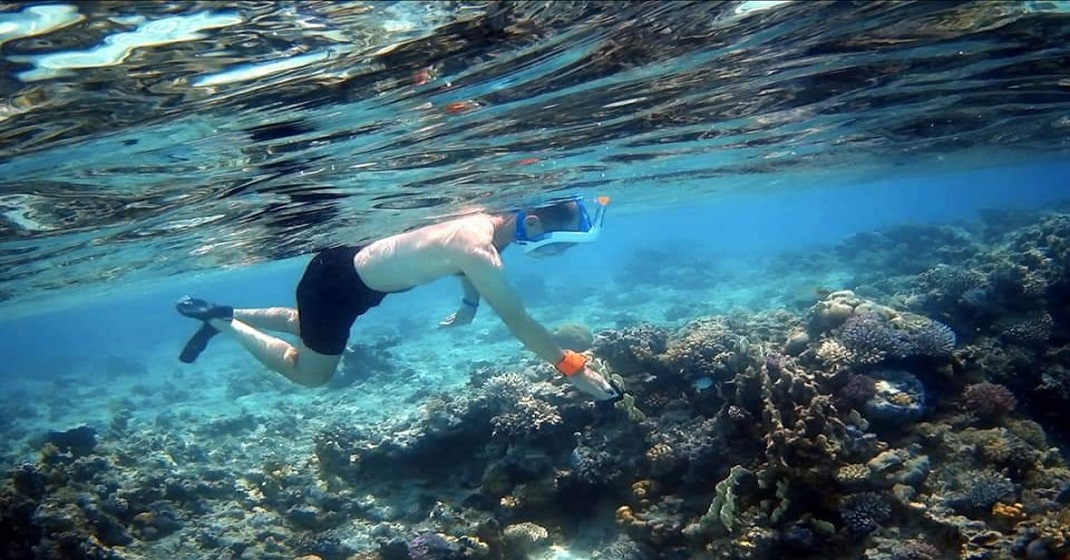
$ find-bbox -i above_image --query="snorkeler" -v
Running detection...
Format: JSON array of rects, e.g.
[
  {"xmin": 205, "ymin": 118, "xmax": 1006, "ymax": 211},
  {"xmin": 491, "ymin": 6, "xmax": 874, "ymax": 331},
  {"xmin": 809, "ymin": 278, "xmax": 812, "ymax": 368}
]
[{"xmin": 175, "ymin": 195, "xmax": 621, "ymax": 401}]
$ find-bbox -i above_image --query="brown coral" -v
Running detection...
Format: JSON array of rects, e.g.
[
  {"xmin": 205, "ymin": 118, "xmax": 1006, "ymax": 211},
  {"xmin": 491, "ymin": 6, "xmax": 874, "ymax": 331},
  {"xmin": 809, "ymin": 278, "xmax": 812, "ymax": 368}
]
[
  {"xmin": 835, "ymin": 464, "xmax": 872, "ymax": 489},
  {"xmin": 962, "ymin": 382, "xmax": 1017, "ymax": 420},
  {"xmin": 645, "ymin": 443, "xmax": 676, "ymax": 477}
]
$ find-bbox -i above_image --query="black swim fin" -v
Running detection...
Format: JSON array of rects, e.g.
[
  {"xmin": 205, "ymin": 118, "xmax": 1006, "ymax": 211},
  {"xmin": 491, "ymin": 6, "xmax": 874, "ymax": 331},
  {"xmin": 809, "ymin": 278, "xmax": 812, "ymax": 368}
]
[{"xmin": 179, "ymin": 322, "xmax": 219, "ymax": 363}]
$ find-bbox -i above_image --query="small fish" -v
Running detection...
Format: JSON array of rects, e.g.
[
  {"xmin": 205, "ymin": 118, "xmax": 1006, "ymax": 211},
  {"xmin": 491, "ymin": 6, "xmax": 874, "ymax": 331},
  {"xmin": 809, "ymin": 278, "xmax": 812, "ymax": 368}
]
[{"xmin": 443, "ymin": 100, "xmax": 478, "ymax": 114}]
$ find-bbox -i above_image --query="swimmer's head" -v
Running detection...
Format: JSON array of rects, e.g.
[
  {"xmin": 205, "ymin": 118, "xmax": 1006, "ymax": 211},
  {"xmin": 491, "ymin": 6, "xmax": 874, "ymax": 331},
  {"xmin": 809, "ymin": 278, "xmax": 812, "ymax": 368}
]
[{"xmin": 514, "ymin": 195, "xmax": 609, "ymax": 258}]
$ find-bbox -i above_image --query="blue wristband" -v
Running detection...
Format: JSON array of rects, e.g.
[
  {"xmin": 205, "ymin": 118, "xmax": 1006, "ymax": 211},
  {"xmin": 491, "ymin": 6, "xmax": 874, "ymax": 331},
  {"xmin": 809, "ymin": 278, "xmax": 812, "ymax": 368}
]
[{"xmin": 462, "ymin": 298, "xmax": 479, "ymax": 308}]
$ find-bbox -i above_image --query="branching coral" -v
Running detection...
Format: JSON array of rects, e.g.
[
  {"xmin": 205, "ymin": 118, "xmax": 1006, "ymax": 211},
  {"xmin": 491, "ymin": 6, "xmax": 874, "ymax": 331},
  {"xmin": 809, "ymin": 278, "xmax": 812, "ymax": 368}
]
[
  {"xmin": 490, "ymin": 395, "xmax": 562, "ymax": 439},
  {"xmin": 758, "ymin": 356, "xmax": 851, "ymax": 468},
  {"xmin": 662, "ymin": 317, "xmax": 749, "ymax": 381},
  {"xmin": 904, "ymin": 317, "xmax": 957, "ymax": 358},
  {"xmin": 478, "ymin": 372, "xmax": 530, "ymax": 405},
  {"xmin": 840, "ymin": 491, "xmax": 892, "ymax": 534},
  {"xmin": 1000, "ymin": 311, "xmax": 1054, "ymax": 345},
  {"xmin": 816, "ymin": 338, "xmax": 851, "ymax": 367},
  {"xmin": 476, "ymin": 371, "xmax": 567, "ymax": 440},
  {"xmin": 808, "ymin": 291, "xmax": 957, "ymax": 370},
  {"xmin": 961, "ymin": 382, "xmax": 1017, "ymax": 421},
  {"xmin": 593, "ymin": 323, "xmax": 669, "ymax": 375},
  {"xmin": 888, "ymin": 539, "xmax": 941, "ymax": 560},
  {"xmin": 918, "ymin": 264, "xmax": 989, "ymax": 302},
  {"xmin": 833, "ymin": 313, "xmax": 956, "ymax": 367},
  {"xmin": 945, "ymin": 470, "xmax": 1017, "ymax": 515},
  {"xmin": 835, "ymin": 314, "xmax": 911, "ymax": 366}
]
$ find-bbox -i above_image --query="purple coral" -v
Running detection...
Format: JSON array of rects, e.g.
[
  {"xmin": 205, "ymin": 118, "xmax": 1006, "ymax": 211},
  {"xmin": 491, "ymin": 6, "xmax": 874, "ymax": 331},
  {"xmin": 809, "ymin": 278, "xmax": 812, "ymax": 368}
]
[
  {"xmin": 890, "ymin": 540, "xmax": 940, "ymax": 560},
  {"xmin": 839, "ymin": 374, "xmax": 876, "ymax": 407},
  {"xmin": 408, "ymin": 532, "xmax": 462, "ymax": 560},
  {"xmin": 962, "ymin": 382, "xmax": 1017, "ymax": 419},
  {"xmin": 840, "ymin": 491, "xmax": 891, "ymax": 533},
  {"xmin": 835, "ymin": 313, "xmax": 956, "ymax": 365},
  {"xmin": 907, "ymin": 319, "xmax": 956, "ymax": 357},
  {"xmin": 836, "ymin": 314, "xmax": 910, "ymax": 365}
]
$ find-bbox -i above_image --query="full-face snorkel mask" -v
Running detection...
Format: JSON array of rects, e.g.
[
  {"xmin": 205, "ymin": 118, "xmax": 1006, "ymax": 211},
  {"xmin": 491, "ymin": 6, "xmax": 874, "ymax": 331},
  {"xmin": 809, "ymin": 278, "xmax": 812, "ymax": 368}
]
[{"xmin": 514, "ymin": 195, "xmax": 610, "ymax": 258}]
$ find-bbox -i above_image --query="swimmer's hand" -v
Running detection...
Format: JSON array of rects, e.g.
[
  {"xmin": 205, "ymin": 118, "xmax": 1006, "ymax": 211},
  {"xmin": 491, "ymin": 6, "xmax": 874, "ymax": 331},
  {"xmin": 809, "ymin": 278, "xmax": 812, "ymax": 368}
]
[
  {"xmin": 438, "ymin": 304, "xmax": 476, "ymax": 328},
  {"xmin": 568, "ymin": 366, "xmax": 621, "ymax": 402}
]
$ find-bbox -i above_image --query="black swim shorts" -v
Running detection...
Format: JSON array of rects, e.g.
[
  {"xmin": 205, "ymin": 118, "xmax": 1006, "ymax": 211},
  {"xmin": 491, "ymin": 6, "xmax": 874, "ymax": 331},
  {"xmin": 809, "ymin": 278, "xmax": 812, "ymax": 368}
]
[{"xmin": 296, "ymin": 245, "xmax": 388, "ymax": 355}]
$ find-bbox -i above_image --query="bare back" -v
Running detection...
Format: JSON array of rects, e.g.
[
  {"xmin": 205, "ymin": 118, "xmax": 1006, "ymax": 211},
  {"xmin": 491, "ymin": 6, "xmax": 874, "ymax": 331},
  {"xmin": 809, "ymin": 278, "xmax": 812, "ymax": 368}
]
[{"xmin": 353, "ymin": 214, "xmax": 500, "ymax": 293}]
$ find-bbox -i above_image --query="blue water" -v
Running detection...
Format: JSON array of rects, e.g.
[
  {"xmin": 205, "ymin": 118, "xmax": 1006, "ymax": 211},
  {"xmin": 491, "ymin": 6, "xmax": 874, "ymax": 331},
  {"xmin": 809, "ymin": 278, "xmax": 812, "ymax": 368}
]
[
  {"xmin": 3, "ymin": 2, "xmax": 1070, "ymax": 559},
  {"xmin": 4, "ymin": 161, "xmax": 1066, "ymax": 378}
]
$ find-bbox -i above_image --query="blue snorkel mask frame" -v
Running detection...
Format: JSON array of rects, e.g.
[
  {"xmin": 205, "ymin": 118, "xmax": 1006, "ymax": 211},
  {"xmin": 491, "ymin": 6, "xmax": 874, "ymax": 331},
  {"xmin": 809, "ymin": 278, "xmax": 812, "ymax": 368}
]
[{"xmin": 514, "ymin": 195, "xmax": 610, "ymax": 257}]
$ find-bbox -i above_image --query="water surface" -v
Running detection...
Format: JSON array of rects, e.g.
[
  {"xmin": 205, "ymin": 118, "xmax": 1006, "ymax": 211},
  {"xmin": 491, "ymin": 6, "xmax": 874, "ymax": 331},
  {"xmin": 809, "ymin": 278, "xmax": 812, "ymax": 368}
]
[{"xmin": 1, "ymin": 0, "xmax": 1068, "ymax": 312}]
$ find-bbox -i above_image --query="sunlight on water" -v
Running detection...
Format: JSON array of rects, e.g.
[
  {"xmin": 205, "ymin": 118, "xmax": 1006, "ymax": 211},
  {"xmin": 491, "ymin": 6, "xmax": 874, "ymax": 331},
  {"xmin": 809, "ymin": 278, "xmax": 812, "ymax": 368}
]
[
  {"xmin": 734, "ymin": 0, "xmax": 794, "ymax": 16},
  {"xmin": 0, "ymin": 1, "xmax": 1068, "ymax": 310},
  {"xmin": 11, "ymin": 10, "xmax": 244, "ymax": 81},
  {"xmin": 1024, "ymin": 0, "xmax": 1070, "ymax": 13},
  {"xmin": 0, "ymin": 4, "xmax": 83, "ymax": 45},
  {"xmin": 191, "ymin": 49, "xmax": 333, "ymax": 87}
]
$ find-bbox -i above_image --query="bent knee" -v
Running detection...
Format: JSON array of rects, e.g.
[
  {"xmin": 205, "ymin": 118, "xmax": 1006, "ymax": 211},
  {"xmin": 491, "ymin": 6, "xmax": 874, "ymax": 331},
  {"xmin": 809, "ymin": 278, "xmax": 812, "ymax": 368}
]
[
  {"xmin": 298, "ymin": 371, "xmax": 333, "ymax": 388},
  {"xmin": 291, "ymin": 350, "xmax": 340, "ymax": 388}
]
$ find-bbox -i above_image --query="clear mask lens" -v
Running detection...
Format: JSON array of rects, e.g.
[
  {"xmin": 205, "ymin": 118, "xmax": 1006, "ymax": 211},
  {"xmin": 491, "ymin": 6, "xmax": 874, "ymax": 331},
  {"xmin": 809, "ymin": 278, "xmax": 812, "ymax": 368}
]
[{"xmin": 528, "ymin": 242, "xmax": 576, "ymax": 258}]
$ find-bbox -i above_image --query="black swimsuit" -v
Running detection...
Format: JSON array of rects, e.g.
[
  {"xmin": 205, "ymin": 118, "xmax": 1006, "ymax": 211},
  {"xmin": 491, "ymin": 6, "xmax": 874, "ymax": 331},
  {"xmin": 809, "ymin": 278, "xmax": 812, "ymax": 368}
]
[{"xmin": 295, "ymin": 246, "xmax": 388, "ymax": 355}]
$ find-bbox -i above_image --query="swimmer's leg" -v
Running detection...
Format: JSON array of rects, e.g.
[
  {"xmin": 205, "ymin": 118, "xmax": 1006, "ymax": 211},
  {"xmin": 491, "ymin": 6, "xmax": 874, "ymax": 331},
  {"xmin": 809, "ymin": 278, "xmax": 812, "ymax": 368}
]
[
  {"xmin": 178, "ymin": 296, "xmax": 300, "ymax": 335},
  {"xmin": 206, "ymin": 317, "xmax": 340, "ymax": 387},
  {"xmin": 232, "ymin": 307, "xmax": 301, "ymax": 336},
  {"xmin": 177, "ymin": 298, "xmax": 307, "ymax": 374}
]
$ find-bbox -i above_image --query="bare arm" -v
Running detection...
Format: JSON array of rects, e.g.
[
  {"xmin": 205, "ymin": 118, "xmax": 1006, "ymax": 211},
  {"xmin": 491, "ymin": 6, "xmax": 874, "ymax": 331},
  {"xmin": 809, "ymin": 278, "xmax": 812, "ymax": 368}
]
[
  {"xmin": 444, "ymin": 225, "xmax": 620, "ymax": 401},
  {"xmin": 459, "ymin": 274, "xmax": 480, "ymax": 306},
  {"xmin": 455, "ymin": 245, "xmax": 564, "ymax": 364}
]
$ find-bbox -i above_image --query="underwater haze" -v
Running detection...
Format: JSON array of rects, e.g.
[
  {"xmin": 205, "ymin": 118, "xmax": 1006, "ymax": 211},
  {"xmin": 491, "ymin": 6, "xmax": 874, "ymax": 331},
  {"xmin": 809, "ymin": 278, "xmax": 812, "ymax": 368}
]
[{"xmin": 1, "ymin": 2, "xmax": 1070, "ymax": 560}]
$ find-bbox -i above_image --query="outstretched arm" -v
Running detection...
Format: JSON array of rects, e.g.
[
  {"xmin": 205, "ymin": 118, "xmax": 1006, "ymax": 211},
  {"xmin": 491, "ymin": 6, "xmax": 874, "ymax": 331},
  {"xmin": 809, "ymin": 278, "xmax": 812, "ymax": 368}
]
[
  {"xmin": 453, "ymin": 241, "xmax": 618, "ymax": 400},
  {"xmin": 456, "ymin": 248, "xmax": 562, "ymax": 363}
]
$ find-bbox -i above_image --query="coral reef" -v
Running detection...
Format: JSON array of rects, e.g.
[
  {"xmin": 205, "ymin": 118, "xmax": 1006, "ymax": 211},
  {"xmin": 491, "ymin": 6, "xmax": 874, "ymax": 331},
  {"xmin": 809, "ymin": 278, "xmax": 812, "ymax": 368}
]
[
  {"xmin": 840, "ymin": 491, "xmax": 892, "ymax": 534},
  {"xmin": 961, "ymin": 382, "xmax": 1018, "ymax": 421},
  {"xmin": 862, "ymin": 370, "xmax": 926, "ymax": 427},
  {"xmin": 3, "ymin": 207, "xmax": 1070, "ymax": 560}
]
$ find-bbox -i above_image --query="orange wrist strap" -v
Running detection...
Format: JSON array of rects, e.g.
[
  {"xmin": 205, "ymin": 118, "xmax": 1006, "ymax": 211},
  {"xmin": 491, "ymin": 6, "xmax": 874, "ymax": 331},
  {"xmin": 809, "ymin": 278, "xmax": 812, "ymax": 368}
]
[{"xmin": 555, "ymin": 350, "xmax": 588, "ymax": 377}]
